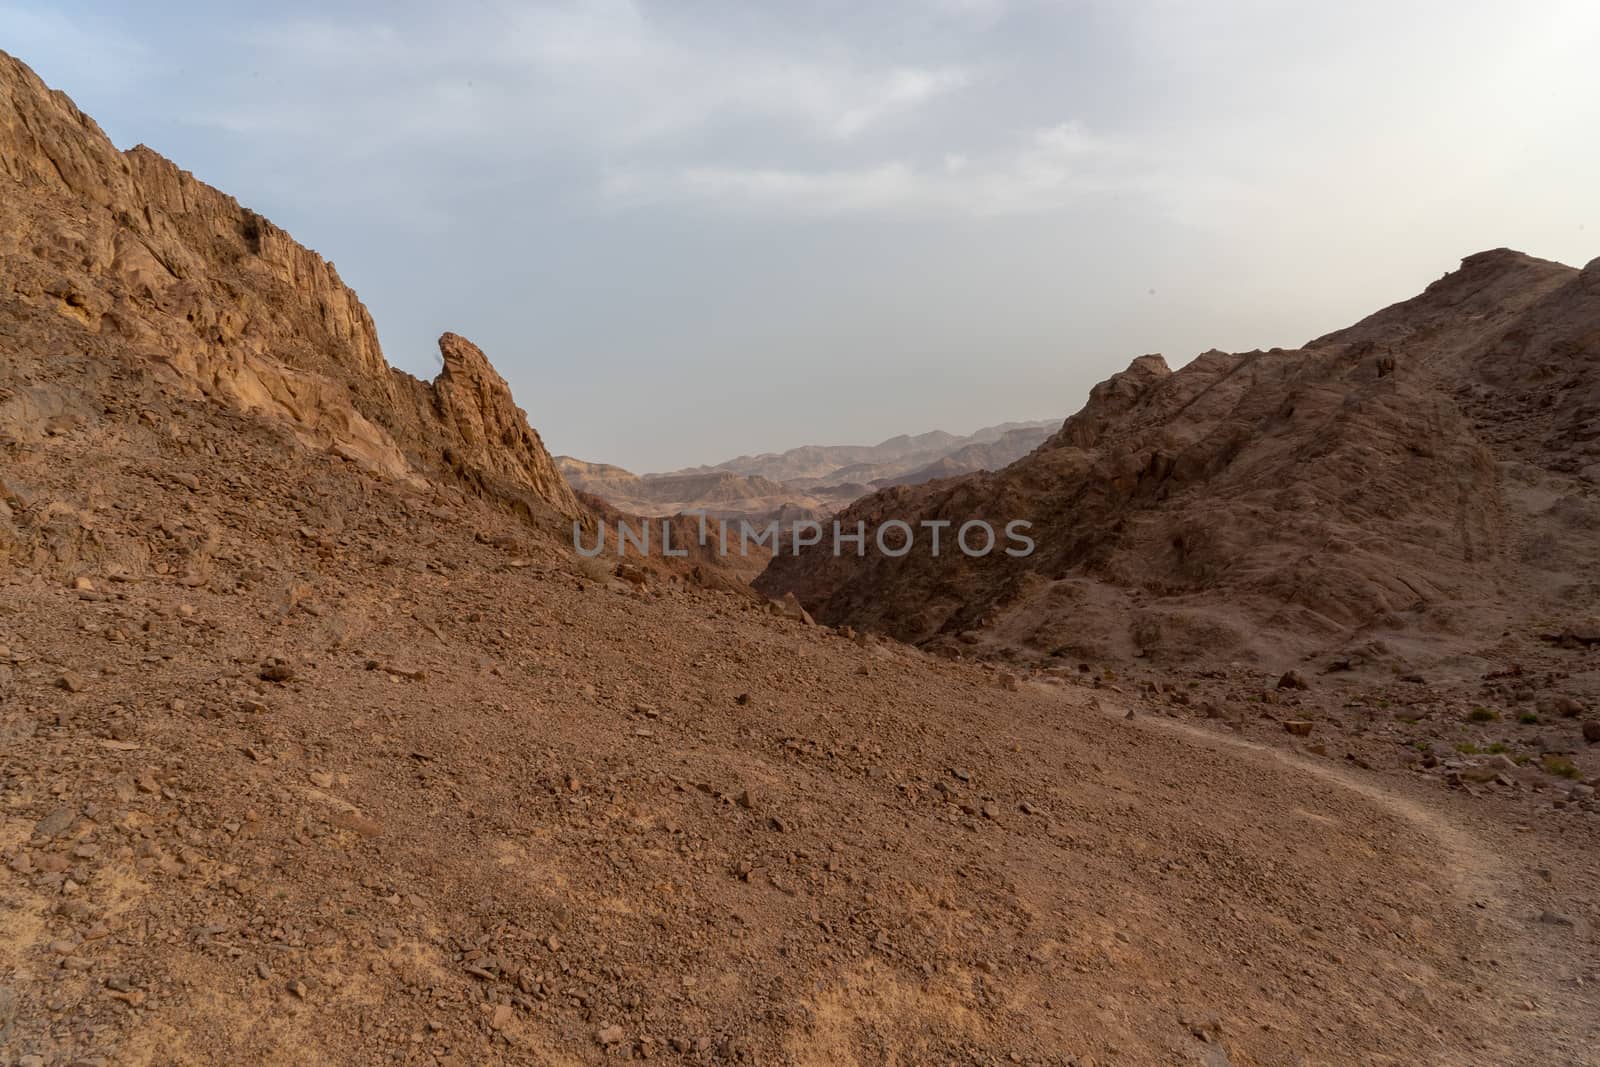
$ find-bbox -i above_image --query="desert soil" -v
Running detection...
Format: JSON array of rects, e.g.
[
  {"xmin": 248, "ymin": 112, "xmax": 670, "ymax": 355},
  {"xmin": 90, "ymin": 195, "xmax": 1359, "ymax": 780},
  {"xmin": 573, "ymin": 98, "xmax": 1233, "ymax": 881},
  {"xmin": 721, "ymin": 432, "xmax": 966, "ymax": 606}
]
[{"xmin": 2, "ymin": 366, "xmax": 1598, "ymax": 1065}]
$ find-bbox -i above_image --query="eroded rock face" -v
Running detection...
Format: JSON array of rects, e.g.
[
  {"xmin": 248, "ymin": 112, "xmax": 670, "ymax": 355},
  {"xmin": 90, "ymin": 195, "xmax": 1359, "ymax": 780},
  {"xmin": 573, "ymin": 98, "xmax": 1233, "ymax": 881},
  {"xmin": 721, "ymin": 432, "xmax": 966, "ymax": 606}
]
[
  {"xmin": 0, "ymin": 49, "xmax": 578, "ymax": 519},
  {"xmin": 758, "ymin": 249, "xmax": 1600, "ymax": 669},
  {"xmin": 430, "ymin": 333, "xmax": 579, "ymax": 515}
]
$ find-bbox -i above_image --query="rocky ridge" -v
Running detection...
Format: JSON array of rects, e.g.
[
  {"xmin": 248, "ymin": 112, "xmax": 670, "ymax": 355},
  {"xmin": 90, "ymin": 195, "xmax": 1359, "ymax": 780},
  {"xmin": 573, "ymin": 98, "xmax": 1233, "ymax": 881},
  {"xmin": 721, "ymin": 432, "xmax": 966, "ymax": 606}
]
[
  {"xmin": 759, "ymin": 250, "xmax": 1600, "ymax": 675},
  {"xmin": 698, "ymin": 422, "xmax": 1056, "ymax": 487},
  {"xmin": 558, "ymin": 421, "xmax": 1056, "ymax": 525},
  {"xmin": 0, "ymin": 49, "xmax": 578, "ymax": 523}
]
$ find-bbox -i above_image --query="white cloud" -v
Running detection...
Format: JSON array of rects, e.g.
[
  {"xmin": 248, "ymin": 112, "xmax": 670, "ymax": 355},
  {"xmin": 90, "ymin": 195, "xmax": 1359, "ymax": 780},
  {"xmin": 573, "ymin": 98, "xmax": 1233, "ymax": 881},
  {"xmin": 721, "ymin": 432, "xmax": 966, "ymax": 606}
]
[
  {"xmin": 831, "ymin": 67, "xmax": 971, "ymax": 138},
  {"xmin": 607, "ymin": 120, "xmax": 1143, "ymax": 216},
  {"xmin": 204, "ymin": 2, "xmax": 971, "ymax": 154}
]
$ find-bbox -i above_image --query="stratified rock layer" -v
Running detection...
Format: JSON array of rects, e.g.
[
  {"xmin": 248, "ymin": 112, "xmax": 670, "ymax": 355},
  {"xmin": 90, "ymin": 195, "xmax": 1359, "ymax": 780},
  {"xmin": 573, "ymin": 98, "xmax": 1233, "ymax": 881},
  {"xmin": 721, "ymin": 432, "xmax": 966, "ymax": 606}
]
[{"xmin": 0, "ymin": 49, "xmax": 579, "ymax": 519}]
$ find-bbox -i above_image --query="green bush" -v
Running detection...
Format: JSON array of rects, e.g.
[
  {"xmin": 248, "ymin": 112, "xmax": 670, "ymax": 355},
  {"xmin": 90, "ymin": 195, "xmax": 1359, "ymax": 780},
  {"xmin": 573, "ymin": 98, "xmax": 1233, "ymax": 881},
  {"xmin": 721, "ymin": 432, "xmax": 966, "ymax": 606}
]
[{"xmin": 1543, "ymin": 756, "xmax": 1580, "ymax": 779}]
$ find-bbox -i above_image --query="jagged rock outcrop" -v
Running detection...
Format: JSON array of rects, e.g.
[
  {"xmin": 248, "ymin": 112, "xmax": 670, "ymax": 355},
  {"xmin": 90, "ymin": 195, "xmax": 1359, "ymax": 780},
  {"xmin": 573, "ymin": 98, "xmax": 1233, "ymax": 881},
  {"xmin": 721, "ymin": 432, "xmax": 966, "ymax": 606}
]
[
  {"xmin": 425, "ymin": 332, "xmax": 579, "ymax": 515},
  {"xmin": 758, "ymin": 249, "xmax": 1600, "ymax": 668},
  {"xmin": 0, "ymin": 49, "xmax": 578, "ymax": 519},
  {"xmin": 573, "ymin": 492, "xmax": 773, "ymax": 586}
]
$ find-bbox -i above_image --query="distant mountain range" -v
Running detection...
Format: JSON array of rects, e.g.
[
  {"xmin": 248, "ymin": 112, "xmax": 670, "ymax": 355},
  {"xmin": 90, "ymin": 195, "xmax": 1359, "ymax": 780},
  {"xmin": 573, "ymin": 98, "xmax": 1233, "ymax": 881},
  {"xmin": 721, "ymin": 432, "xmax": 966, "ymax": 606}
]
[{"xmin": 556, "ymin": 419, "xmax": 1058, "ymax": 522}]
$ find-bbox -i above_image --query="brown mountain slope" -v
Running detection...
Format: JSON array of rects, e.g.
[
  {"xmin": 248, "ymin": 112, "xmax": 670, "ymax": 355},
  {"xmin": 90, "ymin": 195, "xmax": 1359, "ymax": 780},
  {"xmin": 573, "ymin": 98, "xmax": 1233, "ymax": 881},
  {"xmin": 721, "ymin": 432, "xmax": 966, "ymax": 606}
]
[
  {"xmin": 0, "ymin": 49, "xmax": 578, "ymax": 523},
  {"xmin": 557, "ymin": 457, "xmax": 851, "ymax": 529},
  {"xmin": 8, "ymin": 319, "xmax": 1597, "ymax": 1064},
  {"xmin": 716, "ymin": 421, "xmax": 1058, "ymax": 489},
  {"xmin": 4, "ymin": 50, "xmax": 1599, "ymax": 1067},
  {"xmin": 573, "ymin": 491, "xmax": 773, "ymax": 586},
  {"xmin": 757, "ymin": 250, "xmax": 1600, "ymax": 671},
  {"xmin": 874, "ymin": 425, "xmax": 1055, "ymax": 488},
  {"xmin": 689, "ymin": 432, "xmax": 961, "ymax": 483}
]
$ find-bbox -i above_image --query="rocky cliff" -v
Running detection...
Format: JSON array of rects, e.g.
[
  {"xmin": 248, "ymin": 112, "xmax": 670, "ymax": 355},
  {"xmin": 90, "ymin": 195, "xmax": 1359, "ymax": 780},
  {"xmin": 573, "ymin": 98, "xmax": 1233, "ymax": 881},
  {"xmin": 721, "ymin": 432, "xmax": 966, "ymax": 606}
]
[
  {"xmin": 0, "ymin": 49, "xmax": 579, "ymax": 520},
  {"xmin": 757, "ymin": 250, "xmax": 1600, "ymax": 670}
]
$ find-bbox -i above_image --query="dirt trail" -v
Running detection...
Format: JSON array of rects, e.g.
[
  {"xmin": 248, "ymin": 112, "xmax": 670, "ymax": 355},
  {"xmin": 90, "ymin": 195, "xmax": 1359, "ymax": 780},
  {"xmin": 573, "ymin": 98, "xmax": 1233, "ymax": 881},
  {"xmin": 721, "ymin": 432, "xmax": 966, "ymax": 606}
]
[{"xmin": 1074, "ymin": 687, "xmax": 1600, "ymax": 1065}]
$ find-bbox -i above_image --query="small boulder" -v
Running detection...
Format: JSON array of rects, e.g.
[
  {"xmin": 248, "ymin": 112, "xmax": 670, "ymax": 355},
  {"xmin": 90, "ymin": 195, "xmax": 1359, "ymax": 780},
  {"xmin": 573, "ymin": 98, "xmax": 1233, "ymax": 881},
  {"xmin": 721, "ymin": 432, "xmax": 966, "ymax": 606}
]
[
  {"xmin": 1543, "ymin": 695, "xmax": 1586, "ymax": 718},
  {"xmin": 1557, "ymin": 618, "xmax": 1600, "ymax": 647},
  {"xmin": 773, "ymin": 592, "xmax": 814, "ymax": 626},
  {"xmin": 260, "ymin": 660, "xmax": 295, "ymax": 683},
  {"xmin": 33, "ymin": 807, "xmax": 75, "ymax": 839}
]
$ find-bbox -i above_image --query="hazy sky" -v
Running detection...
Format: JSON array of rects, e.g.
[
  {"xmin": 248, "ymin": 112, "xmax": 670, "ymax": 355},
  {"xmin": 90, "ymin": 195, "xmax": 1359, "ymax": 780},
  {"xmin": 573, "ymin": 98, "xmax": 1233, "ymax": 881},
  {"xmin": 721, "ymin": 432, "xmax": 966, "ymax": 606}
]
[{"xmin": 4, "ymin": 1, "xmax": 1597, "ymax": 471}]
